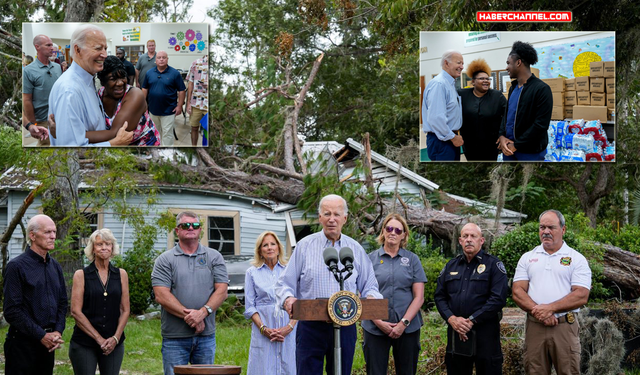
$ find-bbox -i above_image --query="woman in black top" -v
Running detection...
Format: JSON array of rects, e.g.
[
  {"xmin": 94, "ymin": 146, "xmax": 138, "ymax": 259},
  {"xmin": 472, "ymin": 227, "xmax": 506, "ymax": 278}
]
[
  {"xmin": 458, "ymin": 59, "xmax": 507, "ymax": 161},
  {"xmin": 69, "ymin": 228, "xmax": 130, "ymax": 375}
]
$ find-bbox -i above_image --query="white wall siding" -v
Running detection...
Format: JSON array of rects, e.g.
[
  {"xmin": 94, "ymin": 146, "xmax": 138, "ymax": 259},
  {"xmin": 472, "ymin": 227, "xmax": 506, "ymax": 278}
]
[{"xmin": 4, "ymin": 189, "xmax": 296, "ymax": 261}]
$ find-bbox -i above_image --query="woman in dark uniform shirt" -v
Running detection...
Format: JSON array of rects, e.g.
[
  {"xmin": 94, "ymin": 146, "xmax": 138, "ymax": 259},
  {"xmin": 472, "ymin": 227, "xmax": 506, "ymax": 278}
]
[
  {"xmin": 458, "ymin": 59, "xmax": 507, "ymax": 161},
  {"xmin": 362, "ymin": 214, "xmax": 427, "ymax": 375},
  {"xmin": 69, "ymin": 229, "xmax": 130, "ymax": 375}
]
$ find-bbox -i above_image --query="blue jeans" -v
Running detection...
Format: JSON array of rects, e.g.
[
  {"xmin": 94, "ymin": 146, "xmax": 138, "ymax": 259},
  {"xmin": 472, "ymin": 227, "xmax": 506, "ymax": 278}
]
[{"xmin": 161, "ymin": 334, "xmax": 216, "ymax": 375}]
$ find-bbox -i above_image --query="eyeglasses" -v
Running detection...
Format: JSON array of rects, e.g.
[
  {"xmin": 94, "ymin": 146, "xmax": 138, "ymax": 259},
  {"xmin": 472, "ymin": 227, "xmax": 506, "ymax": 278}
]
[
  {"xmin": 385, "ymin": 226, "xmax": 403, "ymax": 235},
  {"xmin": 178, "ymin": 222, "xmax": 201, "ymax": 230}
]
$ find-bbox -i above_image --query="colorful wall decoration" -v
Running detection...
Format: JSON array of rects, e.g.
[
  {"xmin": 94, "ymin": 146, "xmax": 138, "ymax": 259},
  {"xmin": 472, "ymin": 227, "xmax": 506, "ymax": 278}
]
[
  {"xmin": 167, "ymin": 27, "xmax": 207, "ymax": 53},
  {"xmin": 533, "ymin": 36, "xmax": 615, "ymax": 79},
  {"xmin": 122, "ymin": 27, "xmax": 141, "ymax": 42}
]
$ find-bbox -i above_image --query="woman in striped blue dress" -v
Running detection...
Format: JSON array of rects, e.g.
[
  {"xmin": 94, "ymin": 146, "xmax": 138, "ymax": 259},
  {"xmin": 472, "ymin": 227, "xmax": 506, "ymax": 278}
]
[{"xmin": 244, "ymin": 231, "xmax": 297, "ymax": 375}]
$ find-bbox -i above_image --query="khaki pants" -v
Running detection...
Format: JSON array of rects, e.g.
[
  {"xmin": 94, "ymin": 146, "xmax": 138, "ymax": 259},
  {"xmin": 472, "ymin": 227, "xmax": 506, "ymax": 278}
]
[
  {"xmin": 150, "ymin": 114, "xmax": 176, "ymax": 146},
  {"xmin": 189, "ymin": 107, "xmax": 207, "ymax": 128},
  {"xmin": 524, "ymin": 315, "xmax": 581, "ymax": 375}
]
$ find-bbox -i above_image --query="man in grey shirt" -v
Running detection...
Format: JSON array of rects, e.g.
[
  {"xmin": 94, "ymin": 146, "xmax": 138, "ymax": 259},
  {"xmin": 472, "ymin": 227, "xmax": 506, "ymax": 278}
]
[
  {"xmin": 151, "ymin": 211, "xmax": 228, "ymax": 375},
  {"xmin": 23, "ymin": 34, "xmax": 62, "ymax": 146},
  {"xmin": 135, "ymin": 39, "xmax": 156, "ymax": 88}
]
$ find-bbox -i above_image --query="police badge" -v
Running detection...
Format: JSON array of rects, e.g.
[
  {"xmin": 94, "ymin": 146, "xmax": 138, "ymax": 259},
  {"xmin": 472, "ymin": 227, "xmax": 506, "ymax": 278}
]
[{"xmin": 477, "ymin": 264, "xmax": 486, "ymax": 274}]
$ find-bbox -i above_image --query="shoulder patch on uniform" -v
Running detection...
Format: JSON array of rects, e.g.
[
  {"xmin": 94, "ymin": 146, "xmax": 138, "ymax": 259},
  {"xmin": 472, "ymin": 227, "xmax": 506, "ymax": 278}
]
[{"xmin": 497, "ymin": 261, "xmax": 507, "ymax": 274}]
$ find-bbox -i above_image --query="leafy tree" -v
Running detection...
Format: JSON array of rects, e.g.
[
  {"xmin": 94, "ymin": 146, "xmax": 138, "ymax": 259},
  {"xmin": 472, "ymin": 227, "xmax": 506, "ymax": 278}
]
[
  {"xmin": 209, "ymin": 0, "xmax": 419, "ymax": 172},
  {"xmin": 151, "ymin": 0, "xmax": 194, "ymax": 22},
  {"xmin": 103, "ymin": 0, "xmax": 158, "ymax": 22}
]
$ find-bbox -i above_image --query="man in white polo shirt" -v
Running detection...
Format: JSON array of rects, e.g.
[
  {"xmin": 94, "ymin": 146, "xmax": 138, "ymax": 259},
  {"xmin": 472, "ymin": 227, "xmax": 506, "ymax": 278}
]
[{"xmin": 512, "ymin": 210, "xmax": 591, "ymax": 375}]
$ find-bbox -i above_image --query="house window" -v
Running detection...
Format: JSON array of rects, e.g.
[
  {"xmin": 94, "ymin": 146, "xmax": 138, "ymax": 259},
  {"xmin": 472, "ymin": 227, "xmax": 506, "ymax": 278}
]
[
  {"xmin": 208, "ymin": 216, "xmax": 235, "ymax": 255},
  {"xmin": 285, "ymin": 215, "xmax": 316, "ymax": 256}
]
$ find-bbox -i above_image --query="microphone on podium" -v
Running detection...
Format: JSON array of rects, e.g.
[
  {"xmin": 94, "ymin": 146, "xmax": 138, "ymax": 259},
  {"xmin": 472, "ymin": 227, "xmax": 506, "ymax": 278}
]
[
  {"xmin": 339, "ymin": 247, "xmax": 354, "ymax": 281},
  {"xmin": 323, "ymin": 247, "xmax": 340, "ymax": 282},
  {"xmin": 338, "ymin": 247, "xmax": 354, "ymax": 271}
]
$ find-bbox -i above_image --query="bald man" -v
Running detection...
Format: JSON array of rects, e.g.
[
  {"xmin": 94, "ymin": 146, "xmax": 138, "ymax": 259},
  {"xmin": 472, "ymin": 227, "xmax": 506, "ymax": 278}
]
[
  {"xmin": 142, "ymin": 50, "xmax": 186, "ymax": 146},
  {"xmin": 23, "ymin": 34, "xmax": 62, "ymax": 146},
  {"xmin": 3, "ymin": 214, "xmax": 68, "ymax": 375},
  {"xmin": 435, "ymin": 223, "xmax": 508, "ymax": 375}
]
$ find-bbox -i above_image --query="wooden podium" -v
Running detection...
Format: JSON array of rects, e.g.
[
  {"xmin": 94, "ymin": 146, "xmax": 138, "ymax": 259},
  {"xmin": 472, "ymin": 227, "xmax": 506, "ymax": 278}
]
[
  {"xmin": 292, "ymin": 298, "xmax": 388, "ymax": 321},
  {"xmin": 292, "ymin": 297, "xmax": 388, "ymax": 375},
  {"xmin": 173, "ymin": 365, "xmax": 242, "ymax": 374}
]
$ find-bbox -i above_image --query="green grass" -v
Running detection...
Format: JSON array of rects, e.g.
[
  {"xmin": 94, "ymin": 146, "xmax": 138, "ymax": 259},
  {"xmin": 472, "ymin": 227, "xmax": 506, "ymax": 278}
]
[
  {"xmin": 3, "ymin": 312, "xmax": 635, "ymax": 375},
  {"xmin": 0, "ymin": 314, "xmax": 447, "ymax": 375}
]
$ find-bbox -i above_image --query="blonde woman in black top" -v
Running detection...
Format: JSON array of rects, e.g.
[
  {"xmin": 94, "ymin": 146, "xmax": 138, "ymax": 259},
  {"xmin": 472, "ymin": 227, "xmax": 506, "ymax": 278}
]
[
  {"xmin": 69, "ymin": 229, "xmax": 130, "ymax": 375},
  {"xmin": 457, "ymin": 59, "xmax": 507, "ymax": 161}
]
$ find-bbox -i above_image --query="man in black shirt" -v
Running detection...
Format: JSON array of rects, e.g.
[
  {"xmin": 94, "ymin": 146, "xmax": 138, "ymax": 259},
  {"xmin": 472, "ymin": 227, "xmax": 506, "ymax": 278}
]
[
  {"xmin": 435, "ymin": 223, "xmax": 508, "ymax": 375},
  {"xmin": 3, "ymin": 214, "xmax": 68, "ymax": 375},
  {"xmin": 116, "ymin": 47, "xmax": 136, "ymax": 86},
  {"xmin": 497, "ymin": 41, "xmax": 553, "ymax": 161}
]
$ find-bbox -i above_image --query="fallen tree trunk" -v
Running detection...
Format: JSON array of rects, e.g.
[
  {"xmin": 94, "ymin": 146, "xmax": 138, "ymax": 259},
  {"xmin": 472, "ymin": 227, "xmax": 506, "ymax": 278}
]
[{"xmin": 599, "ymin": 242, "xmax": 640, "ymax": 299}]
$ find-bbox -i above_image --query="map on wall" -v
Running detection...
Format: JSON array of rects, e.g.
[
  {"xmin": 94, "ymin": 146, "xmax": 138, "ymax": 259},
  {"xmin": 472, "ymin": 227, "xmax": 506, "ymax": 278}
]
[
  {"xmin": 533, "ymin": 36, "xmax": 615, "ymax": 79},
  {"xmin": 167, "ymin": 27, "xmax": 207, "ymax": 53}
]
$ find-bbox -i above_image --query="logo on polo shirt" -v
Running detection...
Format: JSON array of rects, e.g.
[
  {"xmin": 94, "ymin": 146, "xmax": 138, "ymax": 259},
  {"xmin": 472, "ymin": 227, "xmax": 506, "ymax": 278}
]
[
  {"xmin": 400, "ymin": 257, "xmax": 410, "ymax": 266},
  {"xmin": 560, "ymin": 257, "xmax": 572, "ymax": 266},
  {"xmin": 197, "ymin": 255, "xmax": 207, "ymax": 266},
  {"xmin": 529, "ymin": 258, "xmax": 539, "ymax": 263}
]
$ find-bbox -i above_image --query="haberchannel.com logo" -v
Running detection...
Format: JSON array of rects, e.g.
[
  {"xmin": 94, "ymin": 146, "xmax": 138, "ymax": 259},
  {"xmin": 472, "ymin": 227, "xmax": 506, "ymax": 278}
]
[{"xmin": 477, "ymin": 11, "xmax": 573, "ymax": 22}]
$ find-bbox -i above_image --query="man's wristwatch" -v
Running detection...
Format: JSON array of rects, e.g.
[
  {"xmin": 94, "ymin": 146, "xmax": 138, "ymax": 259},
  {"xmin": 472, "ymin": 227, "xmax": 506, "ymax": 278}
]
[
  {"xmin": 469, "ymin": 315, "xmax": 477, "ymax": 324},
  {"xmin": 25, "ymin": 122, "xmax": 34, "ymax": 130},
  {"xmin": 204, "ymin": 305, "xmax": 213, "ymax": 316},
  {"xmin": 401, "ymin": 318, "xmax": 410, "ymax": 327}
]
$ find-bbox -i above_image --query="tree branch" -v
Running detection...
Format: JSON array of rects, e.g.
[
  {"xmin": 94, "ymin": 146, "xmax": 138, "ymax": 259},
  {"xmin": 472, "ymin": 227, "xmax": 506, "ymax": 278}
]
[
  {"xmin": 252, "ymin": 163, "xmax": 303, "ymax": 180},
  {"xmin": 0, "ymin": 50, "xmax": 21, "ymax": 61}
]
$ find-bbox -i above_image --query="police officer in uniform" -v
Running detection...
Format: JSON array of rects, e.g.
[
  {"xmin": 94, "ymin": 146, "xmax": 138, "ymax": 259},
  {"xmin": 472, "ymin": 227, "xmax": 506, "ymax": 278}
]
[{"xmin": 435, "ymin": 223, "xmax": 508, "ymax": 375}]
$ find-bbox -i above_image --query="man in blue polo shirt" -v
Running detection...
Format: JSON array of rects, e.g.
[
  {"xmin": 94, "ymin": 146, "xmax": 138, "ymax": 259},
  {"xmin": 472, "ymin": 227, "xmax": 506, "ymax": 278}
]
[{"xmin": 142, "ymin": 50, "xmax": 186, "ymax": 146}]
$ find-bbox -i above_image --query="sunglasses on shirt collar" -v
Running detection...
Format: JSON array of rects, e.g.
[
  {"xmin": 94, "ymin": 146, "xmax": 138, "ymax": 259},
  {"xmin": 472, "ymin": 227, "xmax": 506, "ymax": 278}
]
[{"xmin": 178, "ymin": 222, "xmax": 201, "ymax": 230}]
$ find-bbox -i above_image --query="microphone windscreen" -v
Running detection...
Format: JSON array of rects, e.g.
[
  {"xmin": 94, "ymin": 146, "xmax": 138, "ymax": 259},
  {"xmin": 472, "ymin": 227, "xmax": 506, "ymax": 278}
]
[
  {"xmin": 339, "ymin": 247, "xmax": 354, "ymax": 264},
  {"xmin": 323, "ymin": 247, "xmax": 339, "ymax": 266}
]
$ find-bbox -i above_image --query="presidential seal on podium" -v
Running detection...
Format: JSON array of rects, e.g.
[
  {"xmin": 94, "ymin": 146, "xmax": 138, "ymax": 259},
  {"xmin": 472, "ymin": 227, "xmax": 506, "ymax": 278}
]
[{"xmin": 328, "ymin": 290, "xmax": 363, "ymax": 326}]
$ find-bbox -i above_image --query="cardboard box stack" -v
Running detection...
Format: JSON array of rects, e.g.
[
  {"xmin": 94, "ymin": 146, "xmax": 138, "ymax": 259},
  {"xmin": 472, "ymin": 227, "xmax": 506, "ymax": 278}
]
[
  {"xmin": 606, "ymin": 77, "xmax": 615, "ymax": 121},
  {"xmin": 542, "ymin": 77, "xmax": 565, "ymax": 120},
  {"xmin": 569, "ymin": 61, "xmax": 615, "ymax": 123},
  {"xmin": 538, "ymin": 60, "xmax": 616, "ymax": 162}
]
